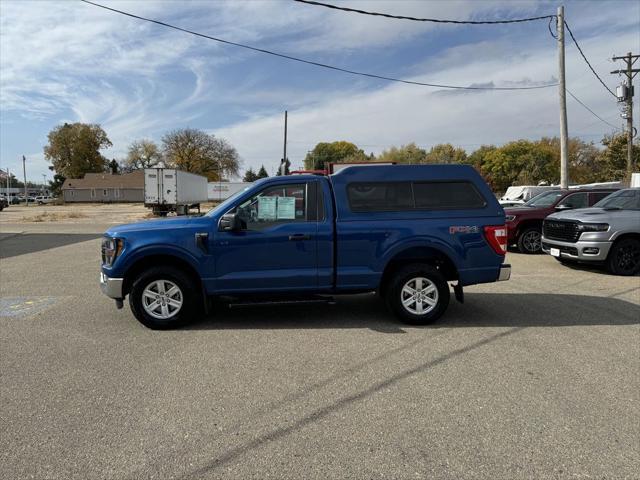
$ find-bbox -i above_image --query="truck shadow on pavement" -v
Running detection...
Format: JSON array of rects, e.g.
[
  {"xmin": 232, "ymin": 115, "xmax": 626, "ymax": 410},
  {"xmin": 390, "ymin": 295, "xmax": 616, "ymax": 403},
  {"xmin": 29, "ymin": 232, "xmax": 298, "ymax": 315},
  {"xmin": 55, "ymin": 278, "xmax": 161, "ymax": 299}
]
[
  {"xmin": 0, "ymin": 233, "xmax": 101, "ymax": 259},
  {"xmin": 188, "ymin": 292, "xmax": 640, "ymax": 332}
]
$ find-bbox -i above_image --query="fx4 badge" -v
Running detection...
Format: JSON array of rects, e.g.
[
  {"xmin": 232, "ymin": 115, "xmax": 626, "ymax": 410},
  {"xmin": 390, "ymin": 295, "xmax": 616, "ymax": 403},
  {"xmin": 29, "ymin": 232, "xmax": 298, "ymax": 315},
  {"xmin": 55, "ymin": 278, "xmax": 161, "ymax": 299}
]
[{"xmin": 449, "ymin": 225, "xmax": 479, "ymax": 234}]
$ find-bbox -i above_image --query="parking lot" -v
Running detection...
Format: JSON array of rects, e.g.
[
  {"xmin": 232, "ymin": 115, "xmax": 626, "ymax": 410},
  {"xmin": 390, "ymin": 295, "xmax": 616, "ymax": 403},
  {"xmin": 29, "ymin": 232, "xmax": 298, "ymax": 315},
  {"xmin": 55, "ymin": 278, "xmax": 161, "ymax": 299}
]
[{"xmin": 1, "ymin": 218, "xmax": 639, "ymax": 479}]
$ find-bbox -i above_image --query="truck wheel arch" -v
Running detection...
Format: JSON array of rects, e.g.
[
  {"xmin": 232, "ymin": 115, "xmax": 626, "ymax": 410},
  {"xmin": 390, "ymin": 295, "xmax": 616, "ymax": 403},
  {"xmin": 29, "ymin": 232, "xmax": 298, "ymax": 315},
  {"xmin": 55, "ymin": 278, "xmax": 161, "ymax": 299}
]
[
  {"xmin": 122, "ymin": 254, "xmax": 202, "ymax": 298},
  {"xmin": 379, "ymin": 246, "xmax": 458, "ymax": 296}
]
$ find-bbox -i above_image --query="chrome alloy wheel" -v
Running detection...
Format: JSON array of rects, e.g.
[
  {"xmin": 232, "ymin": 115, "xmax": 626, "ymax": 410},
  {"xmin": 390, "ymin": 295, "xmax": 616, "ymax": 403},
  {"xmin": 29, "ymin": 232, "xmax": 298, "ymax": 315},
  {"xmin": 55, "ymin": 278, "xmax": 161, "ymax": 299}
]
[
  {"xmin": 400, "ymin": 277, "xmax": 439, "ymax": 315},
  {"xmin": 142, "ymin": 280, "xmax": 183, "ymax": 319},
  {"xmin": 522, "ymin": 230, "xmax": 542, "ymax": 253}
]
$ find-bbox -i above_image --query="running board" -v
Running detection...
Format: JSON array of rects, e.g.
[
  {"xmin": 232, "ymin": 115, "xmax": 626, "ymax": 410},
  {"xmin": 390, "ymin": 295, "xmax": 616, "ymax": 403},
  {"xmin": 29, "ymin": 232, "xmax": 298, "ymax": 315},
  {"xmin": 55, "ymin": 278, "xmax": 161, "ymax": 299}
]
[{"xmin": 227, "ymin": 295, "xmax": 336, "ymax": 308}]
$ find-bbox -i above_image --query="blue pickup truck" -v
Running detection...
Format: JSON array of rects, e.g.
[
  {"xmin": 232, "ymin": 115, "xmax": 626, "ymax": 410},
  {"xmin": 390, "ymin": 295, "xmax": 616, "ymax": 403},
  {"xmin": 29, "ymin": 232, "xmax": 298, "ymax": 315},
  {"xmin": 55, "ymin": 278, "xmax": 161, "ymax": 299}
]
[{"xmin": 101, "ymin": 165, "xmax": 510, "ymax": 329}]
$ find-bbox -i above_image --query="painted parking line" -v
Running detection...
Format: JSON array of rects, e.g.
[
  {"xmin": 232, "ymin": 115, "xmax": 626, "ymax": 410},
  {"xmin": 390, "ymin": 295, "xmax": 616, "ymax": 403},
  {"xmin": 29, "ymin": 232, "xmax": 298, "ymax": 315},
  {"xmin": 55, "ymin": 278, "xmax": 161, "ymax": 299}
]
[{"xmin": 0, "ymin": 297, "xmax": 58, "ymax": 318}]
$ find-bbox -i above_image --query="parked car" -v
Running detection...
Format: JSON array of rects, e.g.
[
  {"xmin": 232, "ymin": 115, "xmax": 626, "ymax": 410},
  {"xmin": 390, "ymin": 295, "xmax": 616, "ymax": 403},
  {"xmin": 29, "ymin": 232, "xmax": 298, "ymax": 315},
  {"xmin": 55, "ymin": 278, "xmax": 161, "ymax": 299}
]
[
  {"xmin": 0, "ymin": 196, "xmax": 8, "ymax": 211},
  {"xmin": 505, "ymin": 188, "xmax": 618, "ymax": 254},
  {"xmin": 499, "ymin": 185, "xmax": 560, "ymax": 207},
  {"xmin": 34, "ymin": 195, "xmax": 53, "ymax": 204},
  {"xmin": 542, "ymin": 188, "xmax": 640, "ymax": 275},
  {"xmin": 100, "ymin": 165, "xmax": 511, "ymax": 329}
]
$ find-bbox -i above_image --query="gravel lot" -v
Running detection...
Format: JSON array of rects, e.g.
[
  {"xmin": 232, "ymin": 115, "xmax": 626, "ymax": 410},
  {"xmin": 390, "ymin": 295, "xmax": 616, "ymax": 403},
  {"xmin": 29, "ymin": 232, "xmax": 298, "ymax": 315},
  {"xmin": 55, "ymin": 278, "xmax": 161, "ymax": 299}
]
[{"xmin": 1, "ymin": 217, "xmax": 638, "ymax": 479}]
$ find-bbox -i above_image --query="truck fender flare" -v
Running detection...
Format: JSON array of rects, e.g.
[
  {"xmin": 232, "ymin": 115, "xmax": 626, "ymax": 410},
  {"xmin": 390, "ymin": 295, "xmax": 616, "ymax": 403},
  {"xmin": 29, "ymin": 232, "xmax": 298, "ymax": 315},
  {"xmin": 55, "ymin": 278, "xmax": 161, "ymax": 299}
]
[
  {"xmin": 378, "ymin": 237, "xmax": 462, "ymax": 272},
  {"xmin": 120, "ymin": 245, "xmax": 201, "ymax": 279}
]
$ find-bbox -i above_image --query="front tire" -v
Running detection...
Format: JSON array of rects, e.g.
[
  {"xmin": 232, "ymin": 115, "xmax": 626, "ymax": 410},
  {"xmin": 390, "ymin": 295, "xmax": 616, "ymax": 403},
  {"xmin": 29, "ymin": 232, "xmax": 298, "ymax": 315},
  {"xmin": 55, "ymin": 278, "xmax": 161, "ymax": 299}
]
[
  {"xmin": 517, "ymin": 227, "xmax": 542, "ymax": 254},
  {"xmin": 386, "ymin": 264, "xmax": 450, "ymax": 325},
  {"xmin": 129, "ymin": 266, "xmax": 200, "ymax": 329},
  {"xmin": 606, "ymin": 238, "xmax": 640, "ymax": 276}
]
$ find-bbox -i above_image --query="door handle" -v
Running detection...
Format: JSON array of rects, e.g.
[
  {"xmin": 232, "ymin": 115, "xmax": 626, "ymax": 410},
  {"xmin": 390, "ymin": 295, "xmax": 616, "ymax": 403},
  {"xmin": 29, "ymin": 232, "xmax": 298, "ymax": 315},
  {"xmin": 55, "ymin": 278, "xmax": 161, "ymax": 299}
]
[
  {"xmin": 195, "ymin": 232, "xmax": 209, "ymax": 253},
  {"xmin": 288, "ymin": 234, "xmax": 311, "ymax": 241}
]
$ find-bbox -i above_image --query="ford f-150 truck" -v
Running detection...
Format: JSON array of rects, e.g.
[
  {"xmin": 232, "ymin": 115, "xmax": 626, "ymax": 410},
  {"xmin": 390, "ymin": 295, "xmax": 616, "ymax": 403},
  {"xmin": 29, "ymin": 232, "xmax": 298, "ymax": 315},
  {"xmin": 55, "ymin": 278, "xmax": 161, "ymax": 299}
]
[{"xmin": 100, "ymin": 165, "xmax": 511, "ymax": 329}]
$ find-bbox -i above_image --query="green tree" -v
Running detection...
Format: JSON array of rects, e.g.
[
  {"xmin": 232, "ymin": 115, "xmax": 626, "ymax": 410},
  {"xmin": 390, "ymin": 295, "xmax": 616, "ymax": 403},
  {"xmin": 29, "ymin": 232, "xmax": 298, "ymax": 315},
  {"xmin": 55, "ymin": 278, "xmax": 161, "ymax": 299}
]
[
  {"xmin": 243, "ymin": 168, "xmax": 258, "ymax": 182},
  {"xmin": 256, "ymin": 165, "xmax": 269, "ymax": 179},
  {"xmin": 48, "ymin": 174, "xmax": 66, "ymax": 196},
  {"xmin": 597, "ymin": 134, "xmax": 639, "ymax": 181},
  {"xmin": 424, "ymin": 144, "xmax": 468, "ymax": 164},
  {"xmin": 377, "ymin": 143, "xmax": 427, "ymax": 164},
  {"xmin": 479, "ymin": 140, "xmax": 557, "ymax": 192},
  {"xmin": 304, "ymin": 141, "xmax": 367, "ymax": 170},
  {"xmin": 44, "ymin": 123, "xmax": 111, "ymax": 178},
  {"xmin": 162, "ymin": 128, "xmax": 240, "ymax": 181},
  {"xmin": 125, "ymin": 139, "xmax": 162, "ymax": 170}
]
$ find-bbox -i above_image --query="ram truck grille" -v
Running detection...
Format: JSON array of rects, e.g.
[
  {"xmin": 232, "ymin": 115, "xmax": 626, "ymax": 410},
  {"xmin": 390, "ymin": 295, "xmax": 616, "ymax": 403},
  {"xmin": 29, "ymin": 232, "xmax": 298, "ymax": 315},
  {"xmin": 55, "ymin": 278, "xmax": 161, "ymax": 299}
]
[{"xmin": 543, "ymin": 220, "xmax": 581, "ymax": 243}]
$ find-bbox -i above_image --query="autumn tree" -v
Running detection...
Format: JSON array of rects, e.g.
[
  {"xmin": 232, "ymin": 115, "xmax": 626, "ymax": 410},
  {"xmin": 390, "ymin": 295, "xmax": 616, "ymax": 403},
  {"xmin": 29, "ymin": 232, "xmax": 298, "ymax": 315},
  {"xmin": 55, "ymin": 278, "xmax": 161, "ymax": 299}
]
[
  {"xmin": 256, "ymin": 165, "xmax": 269, "ymax": 179},
  {"xmin": 377, "ymin": 143, "xmax": 427, "ymax": 164},
  {"xmin": 304, "ymin": 141, "xmax": 367, "ymax": 170},
  {"xmin": 162, "ymin": 128, "xmax": 240, "ymax": 181},
  {"xmin": 44, "ymin": 123, "xmax": 111, "ymax": 178},
  {"xmin": 124, "ymin": 139, "xmax": 163, "ymax": 170},
  {"xmin": 424, "ymin": 144, "xmax": 468, "ymax": 164}
]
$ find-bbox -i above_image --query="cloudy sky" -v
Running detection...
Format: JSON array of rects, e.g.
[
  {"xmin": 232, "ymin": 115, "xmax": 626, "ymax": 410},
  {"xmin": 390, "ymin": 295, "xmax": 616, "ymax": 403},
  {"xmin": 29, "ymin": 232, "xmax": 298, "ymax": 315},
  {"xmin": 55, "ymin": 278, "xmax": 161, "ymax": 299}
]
[{"xmin": 1, "ymin": 0, "xmax": 638, "ymax": 181}]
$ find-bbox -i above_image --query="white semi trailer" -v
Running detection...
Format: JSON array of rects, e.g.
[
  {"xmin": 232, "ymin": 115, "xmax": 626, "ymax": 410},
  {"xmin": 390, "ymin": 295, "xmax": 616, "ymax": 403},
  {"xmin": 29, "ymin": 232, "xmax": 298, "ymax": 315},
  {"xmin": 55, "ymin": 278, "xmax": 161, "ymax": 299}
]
[{"xmin": 144, "ymin": 168, "xmax": 208, "ymax": 216}]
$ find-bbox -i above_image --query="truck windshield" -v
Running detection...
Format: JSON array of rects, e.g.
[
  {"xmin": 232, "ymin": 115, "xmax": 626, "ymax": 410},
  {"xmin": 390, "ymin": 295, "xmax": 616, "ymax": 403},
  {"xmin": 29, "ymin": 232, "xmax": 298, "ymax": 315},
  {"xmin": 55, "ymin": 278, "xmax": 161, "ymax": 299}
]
[
  {"xmin": 204, "ymin": 188, "xmax": 251, "ymax": 217},
  {"xmin": 594, "ymin": 189, "xmax": 640, "ymax": 210},
  {"xmin": 523, "ymin": 191, "xmax": 565, "ymax": 207}
]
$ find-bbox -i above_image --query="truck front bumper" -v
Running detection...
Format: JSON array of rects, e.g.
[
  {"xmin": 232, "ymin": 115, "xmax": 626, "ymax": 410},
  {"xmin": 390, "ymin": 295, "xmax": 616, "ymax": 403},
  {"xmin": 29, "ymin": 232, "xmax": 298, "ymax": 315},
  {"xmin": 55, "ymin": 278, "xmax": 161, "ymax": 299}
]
[
  {"xmin": 100, "ymin": 272, "xmax": 124, "ymax": 299},
  {"xmin": 541, "ymin": 237, "xmax": 612, "ymax": 262}
]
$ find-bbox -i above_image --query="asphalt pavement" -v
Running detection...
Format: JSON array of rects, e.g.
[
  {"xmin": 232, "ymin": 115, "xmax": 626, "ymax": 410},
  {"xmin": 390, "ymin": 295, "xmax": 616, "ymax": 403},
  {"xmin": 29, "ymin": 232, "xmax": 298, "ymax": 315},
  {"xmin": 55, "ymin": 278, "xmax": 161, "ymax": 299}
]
[{"xmin": 1, "ymin": 230, "xmax": 638, "ymax": 479}]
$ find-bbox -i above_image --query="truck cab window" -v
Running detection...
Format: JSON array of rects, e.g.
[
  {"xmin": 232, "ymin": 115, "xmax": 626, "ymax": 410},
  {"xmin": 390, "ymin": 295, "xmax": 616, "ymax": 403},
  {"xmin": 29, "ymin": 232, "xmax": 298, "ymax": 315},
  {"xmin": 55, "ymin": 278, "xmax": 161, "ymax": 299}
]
[{"xmin": 232, "ymin": 183, "xmax": 307, "ymax": 229}]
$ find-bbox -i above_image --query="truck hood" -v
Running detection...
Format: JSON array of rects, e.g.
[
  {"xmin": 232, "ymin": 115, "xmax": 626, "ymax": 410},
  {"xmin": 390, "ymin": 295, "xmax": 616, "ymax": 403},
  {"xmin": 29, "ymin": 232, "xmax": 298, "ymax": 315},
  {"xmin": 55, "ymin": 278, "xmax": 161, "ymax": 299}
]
[
  {"xmin": 105, "ymin": 216, "xmax": 204, "ymax": 236},
  {"xmin": 546, "ymin": 207, "xmax": 629, "ymax": 222}
]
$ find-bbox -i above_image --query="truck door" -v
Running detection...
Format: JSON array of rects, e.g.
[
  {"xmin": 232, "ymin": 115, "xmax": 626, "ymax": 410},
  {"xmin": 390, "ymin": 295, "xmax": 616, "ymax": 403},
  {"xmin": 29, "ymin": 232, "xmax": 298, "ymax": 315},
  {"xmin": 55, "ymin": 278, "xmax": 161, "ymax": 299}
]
[
  {"xmin": 214, "ymin": 181, "xmax": 319, "ymax": 293},
  {"xmin": 144, "ymin": 170, "xmax": 160, "ymax": 204},
  {"xmin": 162, "ymin": 170, "xmax": 177, "ymax": 204}
]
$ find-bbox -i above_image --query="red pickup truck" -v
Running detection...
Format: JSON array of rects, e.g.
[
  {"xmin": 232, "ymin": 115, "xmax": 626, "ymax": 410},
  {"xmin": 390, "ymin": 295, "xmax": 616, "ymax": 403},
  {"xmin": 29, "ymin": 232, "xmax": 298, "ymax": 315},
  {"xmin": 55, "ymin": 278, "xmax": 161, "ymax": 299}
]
[{"xmin": 505, "ymin": 189, "xmax": 617, "ymax": 253}]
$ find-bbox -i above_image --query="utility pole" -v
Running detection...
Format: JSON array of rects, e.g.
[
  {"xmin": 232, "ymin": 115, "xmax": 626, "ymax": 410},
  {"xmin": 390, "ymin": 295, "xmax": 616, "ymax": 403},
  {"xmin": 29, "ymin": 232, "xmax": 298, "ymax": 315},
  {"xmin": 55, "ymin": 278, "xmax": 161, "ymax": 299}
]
[
  {"xmin": 611, "ymin": 52, "xmax": 639, "ymax": 181},
  {"xmin": 5, "ymin": 168, "xmax": 9, "ymax": 197},
  {"xmin": 557, "ymin": 6, "xmax": 569, "ymax": 189},
  {"xmin": 22, "ymin": 155, "xmax": 28, "ymax": 206},
  {"xmin": 42, "ymin": 174, "xmax": 47, "ymax": 194},
  {"xmin": 282, "ymin": 110, "xmax": 288, "ymax": 175}
]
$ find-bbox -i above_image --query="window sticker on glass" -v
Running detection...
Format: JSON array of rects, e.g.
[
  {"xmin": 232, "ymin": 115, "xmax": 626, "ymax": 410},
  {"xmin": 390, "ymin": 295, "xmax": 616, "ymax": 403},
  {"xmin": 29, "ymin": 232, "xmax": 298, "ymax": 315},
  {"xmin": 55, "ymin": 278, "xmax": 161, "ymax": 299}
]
[
  {"xmin": 257, "ymin": 196, "xmax": 277, "ymax": 220},
  {"xmin": 277, "ymin": 197, "xmax": 296, "ymax": 219}
]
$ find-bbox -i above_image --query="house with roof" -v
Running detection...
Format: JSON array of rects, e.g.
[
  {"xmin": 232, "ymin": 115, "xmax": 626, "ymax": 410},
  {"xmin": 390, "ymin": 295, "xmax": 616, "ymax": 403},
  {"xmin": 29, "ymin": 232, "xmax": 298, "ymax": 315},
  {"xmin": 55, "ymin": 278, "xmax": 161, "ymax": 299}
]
[{"xmin": 62, "ymin": 170, "xmax": 144, "ymax": 202}]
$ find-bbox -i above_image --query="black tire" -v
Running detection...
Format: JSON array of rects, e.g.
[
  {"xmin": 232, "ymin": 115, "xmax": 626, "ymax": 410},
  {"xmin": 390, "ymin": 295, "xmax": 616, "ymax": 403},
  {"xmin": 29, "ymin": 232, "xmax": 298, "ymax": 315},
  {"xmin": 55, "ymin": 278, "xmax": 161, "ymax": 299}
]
[
  {"xmin": 606, "ymin": 238, "xmax": 640, "ymax": 276},
  {"xmin": 385, "ymin": 264, "xmax": 450, "ymax": 325},
  {"xmin": 128, "ymin": 266, "xmax": 200, "ymax": 329},
  {"xmin": 517, "ymin": 227, "xmax": 542, "ymax": 254}
]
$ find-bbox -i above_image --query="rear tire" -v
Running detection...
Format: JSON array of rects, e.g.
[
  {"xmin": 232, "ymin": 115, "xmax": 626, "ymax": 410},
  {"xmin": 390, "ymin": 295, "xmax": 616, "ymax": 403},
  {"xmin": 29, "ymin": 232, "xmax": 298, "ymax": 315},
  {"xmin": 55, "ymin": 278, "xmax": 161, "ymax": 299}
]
[
  {"xmin": 386, "ymin": 264, "xmax": 450, "ymax": 325},
  {"xmin": 606, "ymin": 238, "xmax": 640, "ymax": 276},
  {"xmin": 517, "ymin": 227, "xmax": 542, "ymax": 254},
  {"xmin": 129, "ymin": 266, "xmax": 200, "ymax": 329}
]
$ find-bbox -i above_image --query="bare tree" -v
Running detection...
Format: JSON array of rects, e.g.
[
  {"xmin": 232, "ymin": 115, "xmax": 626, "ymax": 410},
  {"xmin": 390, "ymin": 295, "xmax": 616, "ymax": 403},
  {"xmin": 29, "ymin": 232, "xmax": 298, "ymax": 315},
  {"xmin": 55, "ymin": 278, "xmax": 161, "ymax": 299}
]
[{"xmin": 124, "ymin": 139, "xmax": 163, "ymax": 171}]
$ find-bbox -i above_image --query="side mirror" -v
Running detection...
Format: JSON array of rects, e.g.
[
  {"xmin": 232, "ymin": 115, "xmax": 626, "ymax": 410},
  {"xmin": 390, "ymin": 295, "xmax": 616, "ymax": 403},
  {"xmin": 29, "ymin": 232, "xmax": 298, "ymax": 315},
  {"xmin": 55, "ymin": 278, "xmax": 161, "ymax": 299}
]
[
  {"xmin": 219, "ymin": 213, "xmax": 242, "ymax": 232},
  {"xmin": 555, "ymin": 204, "xmax": 572, "ymax": 211}
]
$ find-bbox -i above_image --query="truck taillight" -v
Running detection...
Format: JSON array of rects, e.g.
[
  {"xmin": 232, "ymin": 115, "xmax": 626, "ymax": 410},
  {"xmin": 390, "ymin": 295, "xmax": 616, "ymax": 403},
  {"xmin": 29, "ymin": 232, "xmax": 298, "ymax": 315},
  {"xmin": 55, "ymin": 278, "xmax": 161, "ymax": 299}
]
[{"xmin": 484, "ymin": 225, "xmax": 507, "ymax": 255}]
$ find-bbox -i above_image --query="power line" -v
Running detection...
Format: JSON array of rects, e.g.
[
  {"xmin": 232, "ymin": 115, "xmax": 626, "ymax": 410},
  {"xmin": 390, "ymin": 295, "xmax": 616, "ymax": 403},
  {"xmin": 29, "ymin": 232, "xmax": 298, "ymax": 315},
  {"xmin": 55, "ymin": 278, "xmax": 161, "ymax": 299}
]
[
  {"xmin": 566, "ymin": 88, "xmax": 621, "ymax": 131},
  {"xmin": 294, "ymin": 0, "xmax": 555, "ymax": 24},
  {"xmin": 81, "ymin": 0, "xmax": 557, "ymax": 91},
  {"xmin": 563, "ymin": 21, "xmax": 616, "ymax": 97}
]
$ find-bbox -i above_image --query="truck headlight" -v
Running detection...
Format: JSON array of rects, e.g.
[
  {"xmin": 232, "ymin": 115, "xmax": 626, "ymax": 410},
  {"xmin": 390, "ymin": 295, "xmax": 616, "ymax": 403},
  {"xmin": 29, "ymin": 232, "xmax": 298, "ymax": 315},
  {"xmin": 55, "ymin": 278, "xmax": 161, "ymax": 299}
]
[
  {"xmin": 577, "ymin": 223, "xmax": 609, "ymax": 232},
  {"xmin": 101, "ymin": 237, "xmax": 124, "ymax": 266}
]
